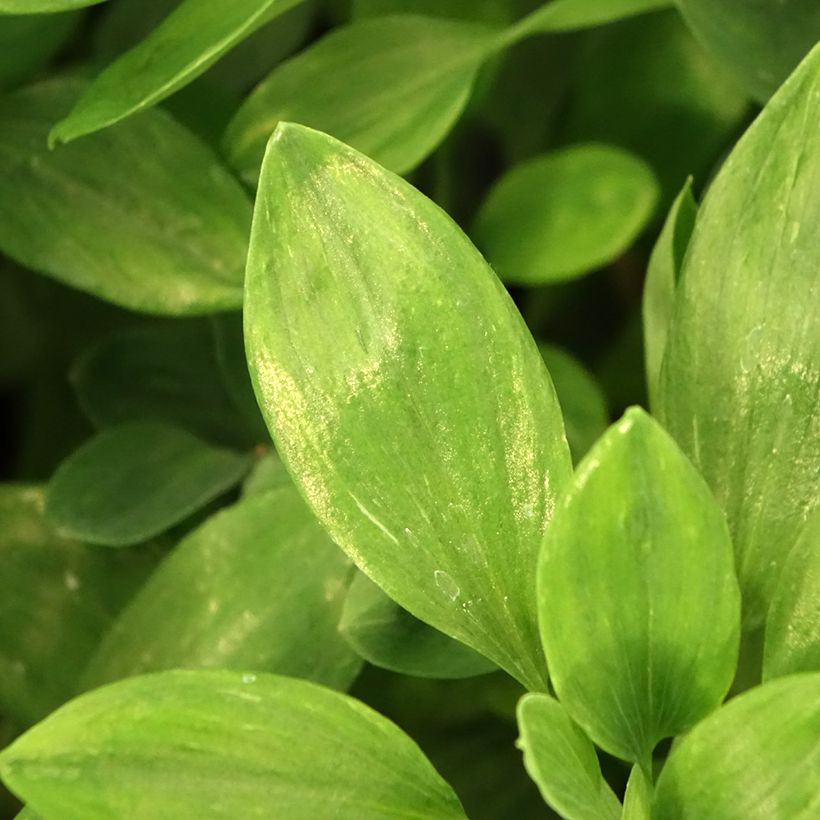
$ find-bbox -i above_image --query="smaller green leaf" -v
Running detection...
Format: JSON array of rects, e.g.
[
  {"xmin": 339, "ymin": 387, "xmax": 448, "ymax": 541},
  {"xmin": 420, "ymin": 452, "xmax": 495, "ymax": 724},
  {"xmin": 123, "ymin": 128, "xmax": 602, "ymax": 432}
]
[
  {"xmin": 0, "ymin": 79, "xmax": 251, "ymax": 315},
  {"xmin": 49, "ymin": 0, "xmax": 305, "ymax": 144},
  {"xmin": 0, "ymin": 11, "xmax": 80, "ymax": 89},
  {"xmin": 0, "ymin": 484, "xmax": 158, "ymax": 726},
  {"xmin": 83, "ymin": 486, "xmax": 360, "ymax": 691},
  {"xmin": 763, "ymin": 510, "xmax": 820, "ymax": 680},
  {"xmin": 44, "ymin": 422, "xmax": 251, "ymax": 547},
  {"xmin": 539, "ymin": 407, "xmax": 741, "ymax": 765},
  {"xmin": 71, "ymin": 322, "xmax": 253, "ymax": 448},
  {"xmin": 504, "ymin": 0, "xmax": 672, "ymax": 44},
  {"xmin": 241, "ymin": 452, "xmax": 292, "ymax": 496},
  {"xmin": 0, "ymin": 1, "xmax": 105, "ymax": 12},
  {"xmin": 642, "ymin": 180, "xmax": 697, "ymax": 409},
  {"xmin": 622, "ymin": 765, "xmax": 652, "ymax": 820},
  {"xmin": 0, "ymin": 670, "xmax": 467, "ymax": 820},
  {"xmin": 473, "ymin": 145, "xmax": 658, "ymax": 284},
  {"xmin": 516, "ymin": 693, "xmax": 621, "ymax": 820},
  {"xmin": 339, "ymin": 572, "xmax": 497, "ymax": 679},
  {"xmin": 224, "ymin": 15, "xmax": 500, "ymax": 182},
  {"xmin": 653, "ymin": 673, "xmax": 820, "ymax": 819},
  {"xmin": 539, "ymin": 344, "xmax": 609, "ymax": 462}
]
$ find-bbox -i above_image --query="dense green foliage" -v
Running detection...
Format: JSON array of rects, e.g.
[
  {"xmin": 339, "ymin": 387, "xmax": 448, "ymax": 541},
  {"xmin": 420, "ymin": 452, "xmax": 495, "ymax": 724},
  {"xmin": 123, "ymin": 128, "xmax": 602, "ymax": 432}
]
[{"xmin": 0, "ymin": 1, "xmax": 817, "ymax": 818}]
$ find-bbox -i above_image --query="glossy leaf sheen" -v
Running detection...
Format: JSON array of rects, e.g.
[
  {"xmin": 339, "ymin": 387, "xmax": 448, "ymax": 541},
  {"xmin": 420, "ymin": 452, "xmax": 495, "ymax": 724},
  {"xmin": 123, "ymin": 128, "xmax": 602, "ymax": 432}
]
[
  {"xmin": 763, "ymin": 511, "xmax": 820, "ymax": 679},
  {"xmin": 0, "ymin": 485, "xmax": 156, "ymax": 726},
  {"xmin": 245, "ymin": 123, "xmax": 572, "ymax": 691},
  {"xmin": 0, "ymin": 670, "xmax": 467, "ymax": 820},
  {"xmin": 339, "ymin": 572, "xmax": 496, "ymax": 679},
  {"xmin": 225, "ymin": 15, "xmax": 499, "ymax": 182},
  {"xmin": 473, "ymin": 145, "xmax": 658, "ymax": 284},
  {"xmin": 50, "ymin": 0, "xmax": 304, "ymax": 143},
  {"xmin": 539, "ymin": 408, "xmax": 740, "ymax": 764},
  {"xmin": 0, "ymin": 79, "xmax": 250, "ymax": 315},
  {"xmin": 658, "ymin": 44, "xmax": 820, "ymax": 628},
  {"xmin": 45, "ymin": 422, "xmax": 251, "ymax": 547},
  {"xmin": 653, "ymin": 673, "xmax": 820, "ymax": 819},
  {"xmin": 83, "ymin": 486, "xmax": 359, "ymax": 691},
  {"xmin": 71, "ymin": 322, "xmax": 253, "ymax": 448},
  {"xmin": 673, "ymin": 0, "xmax": 820, "ymax": 101},
  {"xmin": 642, "ymin": 180, "xmax": 697, "ymax": 409},
  {"xmin": 516, "ymin": 694, "xmax": 621, "ymax": 820}
]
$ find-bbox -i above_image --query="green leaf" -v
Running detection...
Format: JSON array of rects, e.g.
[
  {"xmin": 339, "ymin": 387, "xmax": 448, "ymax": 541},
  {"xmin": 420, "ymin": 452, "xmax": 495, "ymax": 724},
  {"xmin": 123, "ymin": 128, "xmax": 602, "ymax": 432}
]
[
  {"xmin": 673, "ymin": 0, "xmax": 820, "ymax": 101},
  {"xmin": 622, "ymin": 766, "xmax": 652, "ymax": 820},
  {"xmin": 0, "ymin": 11, "xmax": 80, "ymax": 90},
  {"xmin": 44, "ymin": 422, "xmax": 251, "ymax": 547},
  {"xmin": 539, "ymin": 407, "xmax": 740, "ymax": 765},
  {"xmin": 642, "ymin": 180, "xmax": 697, "ymax": 409},
  {"xmin": 353, "ymin": 0, "xmax": 523, "ymax": 24},
  {"xmin": 516, "ymin": 693, "xmax": 622, "ymax": 820},
  {"xmin": 241, "ymin": 452, "xmax": 292, "ymax": 496},
  {"xmin": 473, "ymin": 145, "xmax": 658, "ymax": 284},
  {"xmin": 504, "ymin": 0, "xmax": 672, "ymax": 43},
  {"xmin": 83, "ymin": 485, "xmax": 360, "ymax": 691},
  {"xmin": 653, "ymin": 673, "xmax": 820, "ymax": 819},
  {"xmin": 0, "ymin": 1, "xmax": 105, "ymax": 12},
  {"xmin": 49, "ymin": 0, "xmax": 305, "ymax": 144},
  {"xmin": 224, "ymin": 15, "xmax": 500, "ymax": 183},
  {"xmin": 0, "ymin": 670, "xmax": 467, "ymax": 820},
  {"xmin": 763, "ymin": 510, "xmax": 820, "ymax": 680},
  {"xmin": 245, "ymin": 123, "xmax": 572, "ymax": 691},
  {"xmin": 657, "ymin": 43, "xmax": 820, "ymax": 629},
  {"xmin": 0, "ymin": 79, "xmax": 250, "ymax": 315},
  {"xmin": 339, "ymin": 572, "xmax": 497, "ymax": 679},
  {"xmin": 70, "ymin": 322, "xmax": 254, "ymax": 448},
  {"xmin": 0, "ymin": 484, "xmax": 158, "ymax": 726},
  {"xmin": 539, "ymin": 344, "xmax": 609, "ymax": 462}
]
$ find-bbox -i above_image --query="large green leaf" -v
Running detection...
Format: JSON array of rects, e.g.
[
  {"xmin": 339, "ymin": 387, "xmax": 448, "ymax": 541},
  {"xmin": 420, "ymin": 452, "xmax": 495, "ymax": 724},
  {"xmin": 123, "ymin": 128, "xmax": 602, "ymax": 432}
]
[
  {"xmin": 0, "ymin": 79, "xmax": 250, "ymax": 315},
  {"xmin": 516, "ymin": 694, "xmax": 621, "ymax": 820},
  {"xmin": 657, "ymin": 43, "xmax": 820, "ymax": 629},
  {"xmin": 0, "ymin": 485, "xmax": 157, "ymax": 726},
  {"xmin": 0, "ymin": 670, "xmax": 467, "ymax": 819},
  {"xmin": 473, "ymin": 145, "xmax": 658, "ymax": 284},
  {"xmin": 653, "ymin": 673, "xmax": 820, "ymax": 819},
  {"xmin": 642, "ymin": 180, "xmax": 697, "ymax": 409},
  {"xmin": 539, "ymin": 344, "xmax": 609, "ymax": 462},
  {"xmin": 83, "ymin": 486, "xmax": 360, "ymax": 691},
  {"xmin": 44, "ymin": 422, "xmax": 251, "ymax": 547},
  {"xmin": 339, "ymin": 572, "xmax": 496, "ymax": 679},
  {"xmin": 0, "ymin": 1, "xmax": 105, "ymax": 12},
  {"xmin": 539, "ymin": 408, "xmax": 740, "ymax": 765},
  {"xmin": 763, "ymin": 510, "xmax": 820, "ymax": 680},
  {"xmin": 0, "ymin": 11, "xmax": 80, "ymax": 90},
  {"xmin": 224, "ymin": 15, "xmax": 500, "ymax": 183},
  {"xmin": 673, "ymin": 0, "xmax": 820, "ymax": 101},
  {"xmin": 245, "ymin": 123, "xmax": 572, "ymax": 691},
  {"xmin": 70, "ymin": 322, "xmax": 253, "ymax": 448},
  {"xmin": 49, "ymin": 0, "xmax": 305, "ymax": 144}
]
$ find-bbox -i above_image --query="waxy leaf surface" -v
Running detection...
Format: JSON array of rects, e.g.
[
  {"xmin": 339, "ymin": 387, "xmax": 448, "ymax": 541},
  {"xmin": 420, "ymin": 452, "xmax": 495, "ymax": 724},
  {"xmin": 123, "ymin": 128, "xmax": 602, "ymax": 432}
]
[
  {"xmin": 473, "ymin": 145, "xmax": 658, "ymax": 284},
  {"xmin": 653, "ymin": 673, "xmax": 820, "ymax": 819},
  {"xmin": 245, "ymin": 123, "xmax": 572, "ymax": 691},
  {"xmin": 0, "ymin": 485, "xmax": 157, "ymax": 726},
  {"xmin": 0, "ymin": 79, "xmax": 250, "ymax": 315},
  {"xmin": 50, "ymin": 0, "xmax": 305, "ymax": 143},
  {"xmin": 0, "ymin": 670, "xmax": 467, "ymax": 820},
  {"xmin": 658, "ymin": 44, "xmax": 820, "ymax": 628},
  {"xmin": 517, "ymin": 694, "xmax": 621, "ymax": 820},
  {"xmin": 45, "ymin": 422, "xmax": 251, "ymax": 547},
  {"xmin": 539, "ymin": 408, "xmax": 740, "ymax": 764},
  {"xmin": 225, "ymin": 15, "xmax": 499, "ymax": 183},
  {"xmin": 673, "ymin": 0, "xmax": 820, "ymax": 101},
  {"xmin": 83, "ymin": 486, "xmax": 359, "ymax": 691},
  {"xmin": 339, "ymin": 572, "xmax": 496, "ymax": 679},
  {"xmin": 763, "ymin": 510, "xmax": 820, "ymax": 680},
  {"xmin": 642, "ymin": 180, "xmax": 697, "ymax": 409}
]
